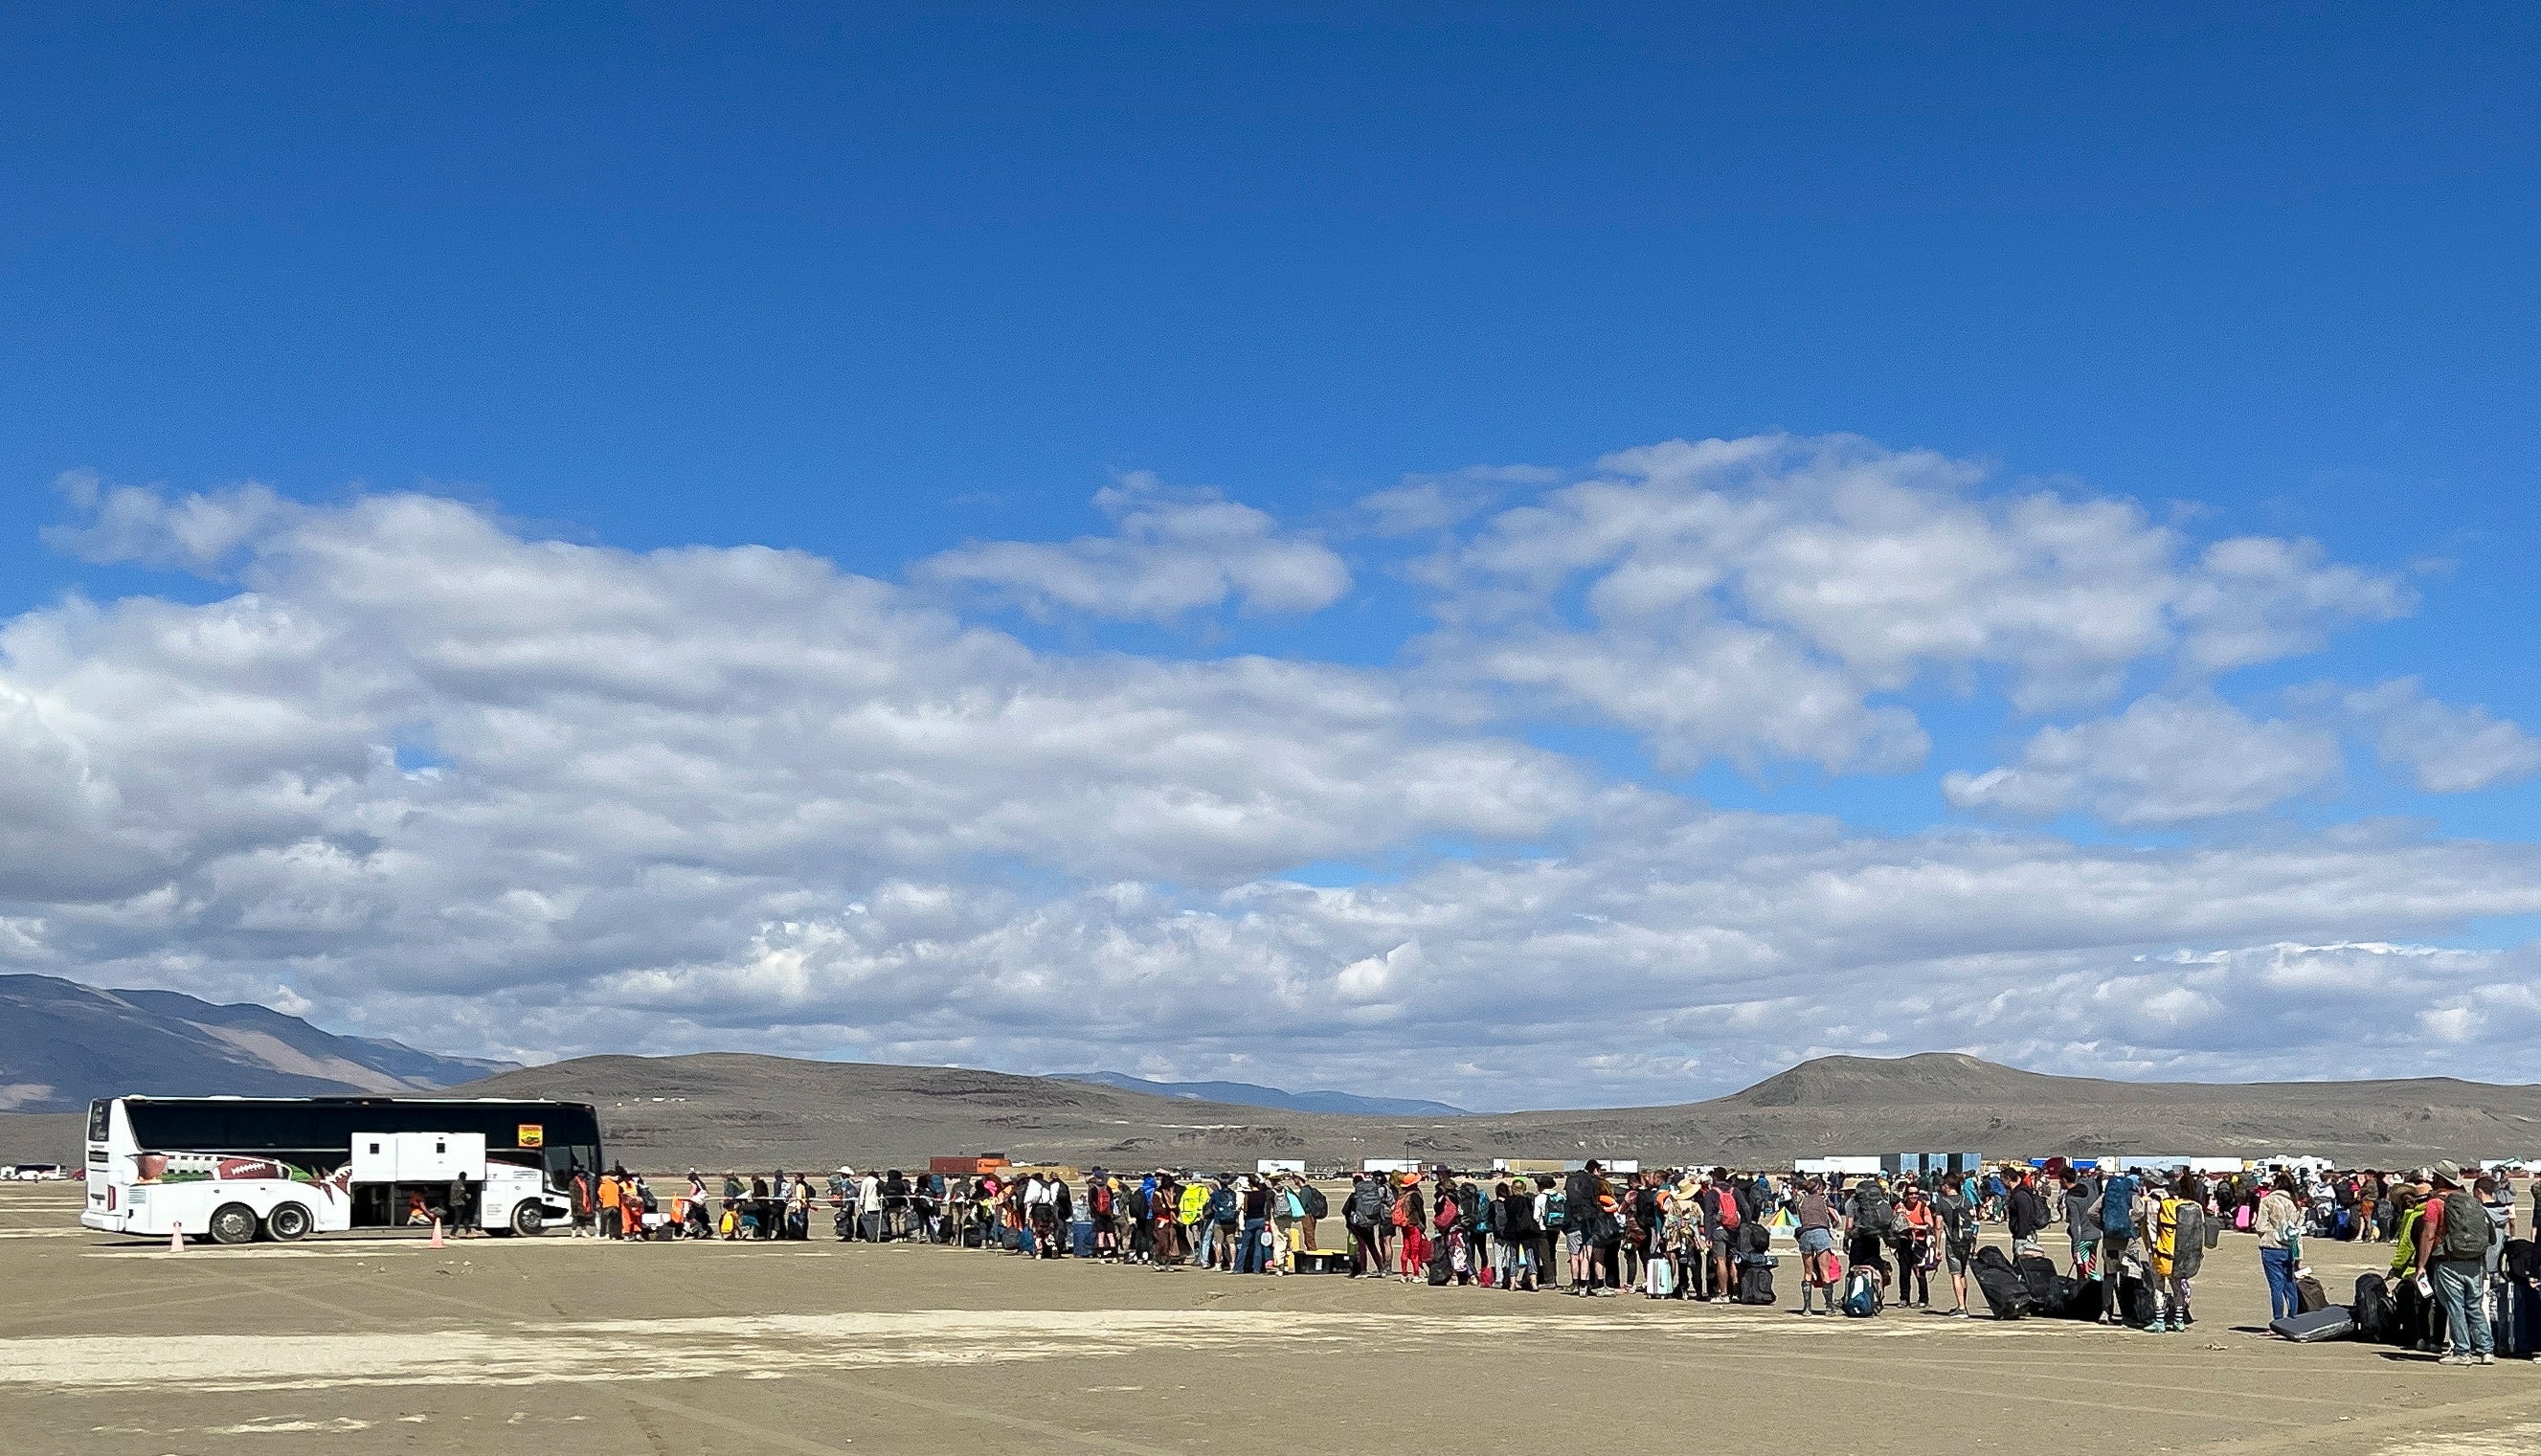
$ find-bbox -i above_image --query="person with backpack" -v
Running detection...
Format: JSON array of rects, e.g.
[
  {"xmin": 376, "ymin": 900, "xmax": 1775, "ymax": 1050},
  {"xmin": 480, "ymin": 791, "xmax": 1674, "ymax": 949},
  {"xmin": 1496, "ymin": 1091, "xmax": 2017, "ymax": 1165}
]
[
  {"xmin": 1457, "ymin": 1177, "xmax": 1489, "ymax": 1285},
  {"xmin": 1428, "ymin": 1176, "xmax": 1465, "ymax": 1286},
  {"xmin": 1392, "ymin": 1174, "xmax": 1428, "ymax": 1282},
  {"xmin": 2089, "ymin": 1159, "xmax": 2139, "ymax": 1324},
  {"xmin": 1792, "ymin": 1177, "xmax": 1839, "ymax": 1315},
  {"xmin": 2412, "ymin": 1161, "xmax": 2497, "ymax": 1364},
  {"xmin": 1843, "ymin": 1174, "xmax": 1896, "ymax": 1291},
  {"xmin": 1892, "ymin": 1183, "xmax": 1939, "ymax": 1309},
  {"xmin": 1294, "ymin": 1174, "xmax": 1328, "ymax": 1257},
  {"xmin": 2005, "ymin": 1169, "xmax": 2051, "ymax": 1259},
  {"xmin": 1698, "ymin": 1167, "xmax": 1743, "ymax": 1303},
  {"xmin": 1344, "ymin": 1172, "xmax": 1386, "ymax": 1278},
  {"xmin": 1532, "ymin": 1176, "xmax": 1562, "ymax": 1288},
  {"xmin": 1935, "ymin": 1177, "xmax": 1979, "ymax": 1316},
  {"xmin": 1562, "ymin": 1163, "xmax": 1601, "ymax": 1293},
  {"xmin": 2155, "ymin": 1171, "xmax": 2208, "ymax": 1332}
]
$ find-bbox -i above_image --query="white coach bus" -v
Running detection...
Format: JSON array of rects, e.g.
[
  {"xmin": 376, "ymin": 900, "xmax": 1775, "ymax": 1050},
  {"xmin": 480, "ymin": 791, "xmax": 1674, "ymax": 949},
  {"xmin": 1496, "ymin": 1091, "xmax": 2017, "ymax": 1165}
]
[{"xmin": 80, "ymin": 1095, "xmax": 601, "ymax": 1243}]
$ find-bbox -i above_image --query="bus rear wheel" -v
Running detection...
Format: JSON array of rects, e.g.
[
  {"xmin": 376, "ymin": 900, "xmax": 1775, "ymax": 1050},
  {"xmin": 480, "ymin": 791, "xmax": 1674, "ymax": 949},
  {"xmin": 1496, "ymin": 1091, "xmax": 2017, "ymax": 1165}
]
[
  {"xmin": 509, "ymin": 1202, "xmax": 545, "ymax": 1238},
  {"xmin": 208, "ymin": 1202, "xmax": 259, "ymax": 1245},
  {"xmin": 264, "ymin": 1202, "xmax": 312, "ymax": 1242}
]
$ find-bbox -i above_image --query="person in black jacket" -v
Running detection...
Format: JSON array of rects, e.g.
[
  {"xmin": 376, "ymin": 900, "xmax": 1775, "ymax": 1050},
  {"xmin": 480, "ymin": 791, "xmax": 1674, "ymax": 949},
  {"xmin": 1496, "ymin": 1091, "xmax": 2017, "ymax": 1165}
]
[{"xmin": 2006, "ymin": 1170, "xmax": 2052, "ymax": 1258}]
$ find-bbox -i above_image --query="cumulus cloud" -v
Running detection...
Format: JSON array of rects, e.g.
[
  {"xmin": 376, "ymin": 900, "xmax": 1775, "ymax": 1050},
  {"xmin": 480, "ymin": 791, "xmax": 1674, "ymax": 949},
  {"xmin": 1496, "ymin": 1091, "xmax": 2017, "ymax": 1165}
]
[
  {"xmin": 2343, "ymin": 678, "xmax": 2541, "ymax": 793},
  {"xmin": 917, "ymin": 473, "xmax": 1349, "ymax": 621},
  {"xmin": 1943, "ymin": 693, "xmax": 2344, "ymax": 824},
  {"xmin": 1410, "ymin": 435, "xmax": 2411, "ymax": 775},
  {"xmin": 1, "ymin": 449, "xmax": 2526, "ymax": 1108}
]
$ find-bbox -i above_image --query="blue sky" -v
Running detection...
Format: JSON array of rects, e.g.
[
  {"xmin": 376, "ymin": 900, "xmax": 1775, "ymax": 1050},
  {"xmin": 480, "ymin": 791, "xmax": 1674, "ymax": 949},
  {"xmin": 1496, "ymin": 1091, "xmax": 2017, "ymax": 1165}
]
[{"xmin": 3, "ymin": 7, "xmax": 2537, "ymax": 1105}]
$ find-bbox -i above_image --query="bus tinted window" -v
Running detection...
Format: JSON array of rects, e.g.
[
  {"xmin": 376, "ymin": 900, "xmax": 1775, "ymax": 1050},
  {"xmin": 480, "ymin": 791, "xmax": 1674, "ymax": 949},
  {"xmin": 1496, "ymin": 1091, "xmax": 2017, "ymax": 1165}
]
[{"xmin": 88, "ymin": 1100, "xmax": 110, "ymax": 1143}]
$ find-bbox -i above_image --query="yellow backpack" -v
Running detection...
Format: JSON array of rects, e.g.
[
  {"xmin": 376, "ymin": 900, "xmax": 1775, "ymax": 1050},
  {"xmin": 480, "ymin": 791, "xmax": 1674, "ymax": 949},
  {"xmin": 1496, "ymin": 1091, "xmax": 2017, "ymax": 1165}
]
[{"xmin": 2149, "ymin": 1198, "xmax": 2180, "ymax": 1275}]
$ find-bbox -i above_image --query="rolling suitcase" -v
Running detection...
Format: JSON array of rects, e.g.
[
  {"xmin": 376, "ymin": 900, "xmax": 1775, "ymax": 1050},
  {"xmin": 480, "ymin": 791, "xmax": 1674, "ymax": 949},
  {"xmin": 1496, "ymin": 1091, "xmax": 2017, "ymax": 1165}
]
[
  {"xmin": 2271, "ymin": 1308, "xmax": 2354, "ymax": 1343},
  {"xmin": 1972, "ymin": 1246, "xmax": 2031, "ymax": 1319}
]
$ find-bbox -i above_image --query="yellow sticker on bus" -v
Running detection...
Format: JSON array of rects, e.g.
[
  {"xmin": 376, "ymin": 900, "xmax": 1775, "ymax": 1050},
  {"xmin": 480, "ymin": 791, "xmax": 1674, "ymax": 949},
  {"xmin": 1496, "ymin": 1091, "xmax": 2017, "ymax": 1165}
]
[{"xmin": 517, "ymin": 1124, "xmax": 544, "ymax": 1148}]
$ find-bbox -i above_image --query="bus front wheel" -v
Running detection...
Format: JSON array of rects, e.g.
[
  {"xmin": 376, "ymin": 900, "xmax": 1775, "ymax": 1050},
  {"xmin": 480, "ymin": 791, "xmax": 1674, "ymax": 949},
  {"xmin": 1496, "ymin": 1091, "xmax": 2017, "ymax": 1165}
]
[
  {"xmin": 510, "ymin": 1202, "xmax": 545, "ymax": 1238},
  {"xmin": 208, "ymin": 1202, "xmax": 259, "ymax": 1245},
  {"xmin": 264, "ymin": 1202, "xmax": 312, "ymax": 1242}
]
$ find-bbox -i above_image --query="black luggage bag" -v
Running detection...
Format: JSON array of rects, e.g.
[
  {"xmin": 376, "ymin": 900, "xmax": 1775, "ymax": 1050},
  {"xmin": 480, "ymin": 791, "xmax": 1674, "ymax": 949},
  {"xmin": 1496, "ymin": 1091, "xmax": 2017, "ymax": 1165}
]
[
  {"xmin": 2015, "ymin": 1253, "xmax": 2059, "ymax": 1310},
  {"xmin": 1972, "ymin": 1246, "xmax": 2031, "ymax": 1319}
]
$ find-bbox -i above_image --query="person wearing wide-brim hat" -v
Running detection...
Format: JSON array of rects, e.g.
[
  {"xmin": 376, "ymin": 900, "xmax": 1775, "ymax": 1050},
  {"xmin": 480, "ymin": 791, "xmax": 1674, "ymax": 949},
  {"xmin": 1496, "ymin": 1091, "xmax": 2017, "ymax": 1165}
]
[{"xmin": 2412, "ymin": 1160, "xmax": 2498, "ymax": 1364}]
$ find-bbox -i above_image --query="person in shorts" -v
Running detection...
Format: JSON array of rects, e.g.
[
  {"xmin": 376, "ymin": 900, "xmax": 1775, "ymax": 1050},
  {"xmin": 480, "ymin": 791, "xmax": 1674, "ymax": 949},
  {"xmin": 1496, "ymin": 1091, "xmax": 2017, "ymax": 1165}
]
[
  {"xmin": 1936, "ymin": 1176, "xmax": 1980, "ymax": 1316},
  {"xmin": 1793, "ymin": 1177, "xmax": 1839, "ymax": 1314}
]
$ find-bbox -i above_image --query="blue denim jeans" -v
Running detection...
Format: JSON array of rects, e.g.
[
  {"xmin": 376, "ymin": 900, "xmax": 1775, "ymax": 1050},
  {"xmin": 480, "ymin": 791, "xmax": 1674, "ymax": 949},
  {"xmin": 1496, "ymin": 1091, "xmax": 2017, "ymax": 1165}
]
[
  {"xmin": 2431, "ymin": 1259, "xmax": 2493, "ymax": 1356},
  {"xmin": 1236, "ymin": 1217, "xmax": 1269, "ymax": 1273},
  {"xmin": 2260, "ymin": 1246, "xmax": 2299, "ymax": 1320}
]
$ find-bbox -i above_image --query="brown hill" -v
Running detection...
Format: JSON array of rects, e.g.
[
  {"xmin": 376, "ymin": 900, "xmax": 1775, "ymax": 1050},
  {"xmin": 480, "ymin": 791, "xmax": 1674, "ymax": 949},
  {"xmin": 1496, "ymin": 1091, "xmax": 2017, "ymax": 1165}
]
[{"xmin": 10, "ymin": 1051, "xmax": 2539, "ymax": 1171}]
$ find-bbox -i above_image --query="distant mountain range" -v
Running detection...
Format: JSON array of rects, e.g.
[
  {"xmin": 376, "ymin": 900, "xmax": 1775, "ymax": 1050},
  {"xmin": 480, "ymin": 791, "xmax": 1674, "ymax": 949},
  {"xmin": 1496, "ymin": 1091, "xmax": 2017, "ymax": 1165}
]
[
  {"xmin": 0, "ymin": 974, "xmax": 520, "ymax": 1112},
  {"xmin": 1053, "ymin": 1070, "xmax": 1466, "ymax": 1118}
]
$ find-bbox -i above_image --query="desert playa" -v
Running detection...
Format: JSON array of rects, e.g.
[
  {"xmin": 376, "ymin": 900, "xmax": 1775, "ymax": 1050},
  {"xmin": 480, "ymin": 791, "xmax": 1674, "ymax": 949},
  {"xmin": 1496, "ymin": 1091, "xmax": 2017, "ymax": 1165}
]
[{"xmin": 3, "ymin": 1180, "xmax": 2530, "ymax": 1456}]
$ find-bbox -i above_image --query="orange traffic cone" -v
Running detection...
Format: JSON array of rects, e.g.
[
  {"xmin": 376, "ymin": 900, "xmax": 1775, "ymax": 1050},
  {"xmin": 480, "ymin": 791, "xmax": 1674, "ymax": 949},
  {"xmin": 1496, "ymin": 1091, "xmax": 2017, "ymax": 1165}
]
[
  {"xmin": 169, "ymin": 1221, "xmax": 184, "ymax": 1253},
  {"xmin": 429, "ymin": 1217, "xmax": 444, "ymax": 1249}
]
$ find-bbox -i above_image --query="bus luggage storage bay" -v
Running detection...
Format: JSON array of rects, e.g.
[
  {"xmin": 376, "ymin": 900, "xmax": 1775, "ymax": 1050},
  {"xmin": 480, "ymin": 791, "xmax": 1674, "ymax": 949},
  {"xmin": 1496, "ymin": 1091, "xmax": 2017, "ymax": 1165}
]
[{"xmin": 80, "ymin": 1095, "xmax": 601, "ymax": 1243}]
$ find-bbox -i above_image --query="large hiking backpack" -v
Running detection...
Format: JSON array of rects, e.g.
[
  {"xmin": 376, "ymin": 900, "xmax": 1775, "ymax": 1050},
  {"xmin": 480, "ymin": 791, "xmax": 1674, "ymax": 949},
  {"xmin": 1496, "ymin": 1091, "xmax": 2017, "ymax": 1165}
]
[
  {"xmin": 1303, "ymin": 1184, "xmax": 1328, "ymax": 1219},
  {"xmin": 2438, "ymin": 1190, "xmax": 2494, "ymax": 1262},
  {"xmin": 1854, "ymin": 1190, "xmax": 1895, "ymax": 1235},
  {"xmin": 1349, "ymin": 1182, "xmax": 1384, "ymax": 1227},
  {"xmin": 1971, "ymin": 1246, "xmax": 2031, "ymax": 1319},
  {"xmin": 1736, "ymin": 1261, "xmax": 1776, "ymax": 1306},
  {"xmin": 1543, "ymin": 1190, "xmax": 1567, "ymax": 1230},
  {"xmin": 1841, "ymin": 1267, "xmax": 1883, "ymax": 1317},
  {"xmin": 1717, "ymin": 1188, "xmax": 1743, "ymax": 1230},
  {"xmin": 2350, "ymin": 1272, "xmax": 2395, "ymax": 1344},
  {"xmin": 1459, "ymin": 1185, "xmax": 1486, "ymax": 1235},
  {"xmin": 1738, "ymin": 1221, "xmax": 1771, "ymax": 1256},
  {"xmin": 2099, "ymin": 1174, "xmax": 2136, "ymax": 1237}
]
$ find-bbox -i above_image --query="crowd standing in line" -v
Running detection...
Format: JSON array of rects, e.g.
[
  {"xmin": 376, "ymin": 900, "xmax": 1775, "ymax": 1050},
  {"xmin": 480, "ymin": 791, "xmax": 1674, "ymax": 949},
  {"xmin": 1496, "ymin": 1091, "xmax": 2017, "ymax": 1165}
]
[{"xmin": 559, "ymin": 1152, "xmax": 2536, "ymax": 1363}]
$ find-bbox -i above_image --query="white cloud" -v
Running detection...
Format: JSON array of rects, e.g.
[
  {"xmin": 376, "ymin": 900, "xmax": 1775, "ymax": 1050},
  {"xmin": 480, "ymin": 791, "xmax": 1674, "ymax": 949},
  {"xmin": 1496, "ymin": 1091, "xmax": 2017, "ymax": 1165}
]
[
  {"xmin": 2343, "ymin": 678, "xmax": 2541, "ymax": 793},
  {"xmin": 1, "ymin": 455, "xmax": 2525, "ymax": 1109},
  {"xmin": 1412, "ymin": 434, "xmax": 2412, "ymax": 775},
  {"xmin": 1360, "ymin": 465, "xmax": 1560, "ymax": 536},
  {"xmin": 1943, "ymin": 693, "xmax": 2344, "ymax": 824},
  {"xmin": 41, "ymin": 470, "xmax": 301, "ymax": 572},
  {"xmin": 917, "ymin": 473, "xmax": 1349, "ymax": 621}
]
